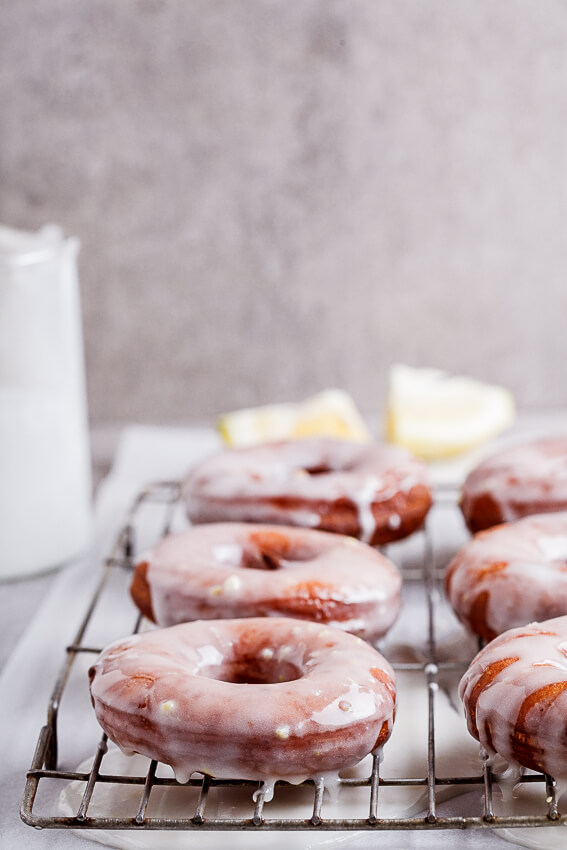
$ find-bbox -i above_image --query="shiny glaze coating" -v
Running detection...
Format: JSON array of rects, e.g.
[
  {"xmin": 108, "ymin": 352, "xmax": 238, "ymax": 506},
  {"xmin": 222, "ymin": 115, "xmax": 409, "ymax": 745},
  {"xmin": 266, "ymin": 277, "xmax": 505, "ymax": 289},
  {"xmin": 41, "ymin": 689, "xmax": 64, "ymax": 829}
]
[
  {"xmin": 131, "ymin": 523, "xmax": 402, "ymax": 640},
  {"xmin": 459, "ymin": 615, "xmax": 567, "ymax": 783},
  {"xmin": 446, "ymin": 513, "xmax": 567, "ymax": 641},
  {"xmin": 89, "ymin": 617, "xmax": 397, "ymax": 789},
  {"xmin": 182, "ymin": 438, "xmax": 432, "ymax": 545},
  {"xmin": 461, "ymin": 437, "xmax": 567, "ymax": 533}
]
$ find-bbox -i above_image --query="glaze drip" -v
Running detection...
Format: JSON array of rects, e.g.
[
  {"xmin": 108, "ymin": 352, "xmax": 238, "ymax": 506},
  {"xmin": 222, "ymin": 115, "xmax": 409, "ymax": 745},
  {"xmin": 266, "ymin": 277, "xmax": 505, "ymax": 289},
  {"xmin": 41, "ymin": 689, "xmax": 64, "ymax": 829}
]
[
  {"xmin": 182, "ymin": 437, "xmax": 432, "ymax": 546},
  {"xmin": 461, "ymin": 437, "xmax": 567, "ymax": 532},
  {"xmin": 446, "ymin": 512, "xmax": 567, "ymax": 639},
  {"xmin": 89, "ymin": 617, "xmax": 397, "ymax": 789},
  {"xmin": 132, "ymin": 522, "xmax": 402, "ymax": 640},
  {"xmin": 459, "ymin": 614, "xmax": 567, "ymax": 785}
]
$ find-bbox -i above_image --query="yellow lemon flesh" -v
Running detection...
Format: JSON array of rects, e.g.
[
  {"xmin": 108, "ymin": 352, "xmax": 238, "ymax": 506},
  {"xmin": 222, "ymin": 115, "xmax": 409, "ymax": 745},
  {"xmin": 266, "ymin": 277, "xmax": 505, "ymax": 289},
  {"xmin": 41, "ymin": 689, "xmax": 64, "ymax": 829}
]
[
  {"xmin": 386, "ymin": 364, "xmax": 515, "ymax": 460},
  {"xmin": 218, "ymin": 389, "xmax": 371, "ymax": 447}
]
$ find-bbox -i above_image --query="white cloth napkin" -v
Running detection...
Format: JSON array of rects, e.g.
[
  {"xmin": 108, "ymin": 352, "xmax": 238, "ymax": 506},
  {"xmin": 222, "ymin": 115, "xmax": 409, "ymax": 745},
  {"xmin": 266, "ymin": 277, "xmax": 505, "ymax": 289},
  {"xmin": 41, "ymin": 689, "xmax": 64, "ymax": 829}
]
[
  {"xmin": 0, "ymin": 425, "xmax": 559, "ymax": 849},
  {"xmin": 0, "ymin": 426, "xmax": 220, "ymax": 849}
]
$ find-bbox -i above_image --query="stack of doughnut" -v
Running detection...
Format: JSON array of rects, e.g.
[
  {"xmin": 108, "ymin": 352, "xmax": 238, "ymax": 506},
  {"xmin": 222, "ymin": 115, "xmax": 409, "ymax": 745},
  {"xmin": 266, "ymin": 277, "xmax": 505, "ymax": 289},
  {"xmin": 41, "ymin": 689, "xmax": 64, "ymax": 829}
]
[
  {"xmin": 453, "ymin": 438, "xmax": 567, "ymax": 783},
  {"xmin": 182, "ymin": 437, "xmax": 432, "ymax": 546},
  {"xmin": 131, "ymin": 522, "xmax": 402, "ymax": 640},
  {"xmin": 459, "ymin": 615, "xmax": 567, "ymax": 784},
  {"xmin": 131, "ymin": 436, "xmax": 433, "ymax": 643},
  {"xmin": 447, "ymin": 438, "xmax": 567, "ymax": 640},
  {"xmin": 89, "ymin": 436, "xmax": 433, "ymax": 787},
  {"xmin": 89, "ymin": 617, "xmax": 397, "ymax": 794}
]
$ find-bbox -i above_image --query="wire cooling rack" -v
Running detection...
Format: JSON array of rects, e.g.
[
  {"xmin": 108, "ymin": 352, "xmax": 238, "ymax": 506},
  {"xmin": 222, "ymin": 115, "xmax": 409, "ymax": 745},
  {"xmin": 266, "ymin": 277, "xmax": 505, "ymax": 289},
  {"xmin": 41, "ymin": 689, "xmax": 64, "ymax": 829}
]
[{"xmin": 21, "ymin": 481, "xmax": 567, "ymax": 835}]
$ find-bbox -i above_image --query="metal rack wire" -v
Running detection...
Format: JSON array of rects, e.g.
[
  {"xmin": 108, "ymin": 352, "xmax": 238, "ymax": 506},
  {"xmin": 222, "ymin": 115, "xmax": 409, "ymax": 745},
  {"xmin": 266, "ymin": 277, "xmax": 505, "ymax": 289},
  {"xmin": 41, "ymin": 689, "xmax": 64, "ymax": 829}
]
[{"xmin": 21, "ymin": 481, "xmax": 566, "ymax": 834}]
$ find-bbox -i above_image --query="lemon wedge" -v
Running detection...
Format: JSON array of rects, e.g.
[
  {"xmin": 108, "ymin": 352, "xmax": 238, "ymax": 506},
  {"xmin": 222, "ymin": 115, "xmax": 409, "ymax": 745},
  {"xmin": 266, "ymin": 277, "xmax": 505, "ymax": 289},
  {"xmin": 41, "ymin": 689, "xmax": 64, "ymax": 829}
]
[
  {"xmin": 385, "ymin": 364, "xmax": 515, "ymax": 459},
  {"xmin": 218, "ymin": 389, "xmax": 372, "ymax": 447}
]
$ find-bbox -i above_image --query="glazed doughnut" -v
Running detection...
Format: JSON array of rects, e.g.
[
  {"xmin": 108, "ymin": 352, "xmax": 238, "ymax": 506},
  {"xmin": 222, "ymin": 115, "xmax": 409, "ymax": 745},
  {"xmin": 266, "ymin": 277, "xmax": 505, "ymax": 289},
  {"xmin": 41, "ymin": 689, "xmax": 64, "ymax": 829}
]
[
  {"xmin": 461, "ymin": 437, "xmax": 567, "ymax": 533},
  {"xmin": 131, "ymin": 523, "xmax": 402, "ymax": 640},
  {"xmin": 446, "ymin": 513, "xmax": 567, "ymax": 641},
  {"xmin": 182, "ymin": 438, "xmax": 432, "ymax": 545},
  {"xmin": 459, "ymin": 615, "xmax": 567, "ymax": 783},
  {"xmin": 88, "ymin": 617, "xmax": 397, "ymax": 795}
]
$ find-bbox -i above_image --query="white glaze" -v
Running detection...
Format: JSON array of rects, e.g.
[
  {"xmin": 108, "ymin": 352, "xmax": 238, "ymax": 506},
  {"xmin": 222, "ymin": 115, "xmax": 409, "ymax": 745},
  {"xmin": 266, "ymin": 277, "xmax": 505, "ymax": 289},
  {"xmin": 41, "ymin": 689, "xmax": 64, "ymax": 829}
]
[
  {"xmin": 351, "ymin": 476, "xmax": 382, "ymax": 543},
  {"xmin": 63, "ymin": 667, "xmax": 484, "ymax": 848},
  {"xmin": 446, "ymin": 512, "xmax": 567, "ymax": 638},
  {"xmin": 135, "ymin": 523, "xmax": 402, "ymax": 640},
  {"xmin": 459, "ymin": 615, "xmax": 567, "ymax": 784},
  {"xmin": 89, "ymin": 617, "xmax": 397, "ymax": 791},
  {"xmin": 461, "ymin": 438, "xmax": 567, "ymax": 529},
  {"xmin": 182, "ymin": 438, "xmax": 431, "ymax": 545}
]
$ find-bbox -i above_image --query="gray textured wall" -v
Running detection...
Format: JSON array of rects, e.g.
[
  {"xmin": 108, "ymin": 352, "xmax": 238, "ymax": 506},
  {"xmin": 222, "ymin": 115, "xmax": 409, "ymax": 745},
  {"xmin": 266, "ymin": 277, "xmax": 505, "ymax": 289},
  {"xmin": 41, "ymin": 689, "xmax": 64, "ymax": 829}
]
[{"xmin": 2, "ymin": 1, "xmax": 567, "ymax": 424}]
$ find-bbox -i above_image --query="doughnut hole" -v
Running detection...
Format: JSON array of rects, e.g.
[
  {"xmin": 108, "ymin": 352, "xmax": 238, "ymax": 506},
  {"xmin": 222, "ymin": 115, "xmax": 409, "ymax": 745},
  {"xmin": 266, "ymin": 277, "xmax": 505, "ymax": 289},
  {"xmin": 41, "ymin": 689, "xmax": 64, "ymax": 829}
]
[
  {"xmin": 199, "ymin": 655, "xmax": 303, "ymax": 685},
  {"xmin": 240, "ymin": 529, "xmax": 328, "ymax": 570},
  {"xmin": 197, "ymin": 623, "xmax": 308, "ymax": 684},
  {"xmin": 301, "ymin": 464, "xmax": 332, "ymax": 476},
  {"xmin": 299, "ymin": 459, "xmax": 357, "ymax": 476}
]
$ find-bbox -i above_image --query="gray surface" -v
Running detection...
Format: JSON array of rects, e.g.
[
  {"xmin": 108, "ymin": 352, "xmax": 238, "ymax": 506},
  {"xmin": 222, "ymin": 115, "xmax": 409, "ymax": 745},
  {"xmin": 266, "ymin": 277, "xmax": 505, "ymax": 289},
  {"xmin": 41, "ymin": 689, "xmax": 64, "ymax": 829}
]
[{"xmin": 2, "ymin": 1, "xmax": 567, "ymax": 423}]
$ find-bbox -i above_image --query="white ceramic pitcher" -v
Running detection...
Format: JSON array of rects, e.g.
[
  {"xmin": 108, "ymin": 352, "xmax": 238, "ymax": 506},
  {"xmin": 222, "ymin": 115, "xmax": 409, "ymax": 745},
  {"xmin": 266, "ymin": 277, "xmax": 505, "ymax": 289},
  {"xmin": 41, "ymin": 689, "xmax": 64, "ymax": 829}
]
[{"xmin": 0, "ymin": 225, "xmax": 92, "ymax": 579}]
